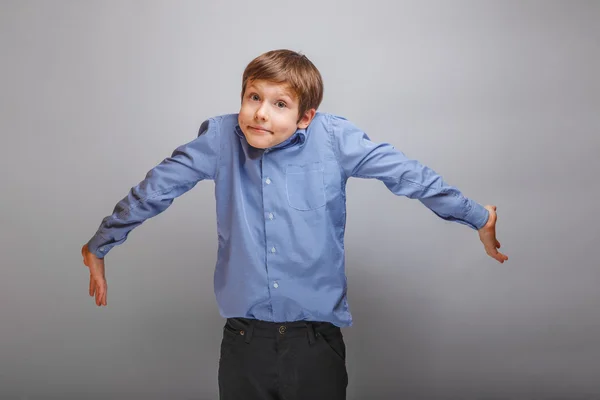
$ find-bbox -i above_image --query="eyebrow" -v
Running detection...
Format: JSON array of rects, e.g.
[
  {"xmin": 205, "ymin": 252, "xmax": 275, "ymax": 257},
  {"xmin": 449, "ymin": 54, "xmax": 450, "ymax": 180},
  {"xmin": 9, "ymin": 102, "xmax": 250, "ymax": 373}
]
[
  {"xmin": 276, "ymin": 92, "xmax": 293, "ymax": 101},
  {"xmin": 247, "ymin": 85, "xmax": 294, "ymax": 100}
]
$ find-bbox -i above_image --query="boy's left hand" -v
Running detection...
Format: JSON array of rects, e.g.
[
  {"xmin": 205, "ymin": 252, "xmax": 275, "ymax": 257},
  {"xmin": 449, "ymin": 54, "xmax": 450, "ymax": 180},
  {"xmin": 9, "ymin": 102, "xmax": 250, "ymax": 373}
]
[{"xmin": 478, "ymin": 205, "xmax": 508, "ymax": 263}]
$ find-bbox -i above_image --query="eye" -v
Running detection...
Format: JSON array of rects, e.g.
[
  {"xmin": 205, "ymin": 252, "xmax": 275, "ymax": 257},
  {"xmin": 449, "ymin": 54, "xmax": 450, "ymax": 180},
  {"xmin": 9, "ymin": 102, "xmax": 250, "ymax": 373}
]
[
  {"xmin": 250, "ymin": 94, "xmax": 260, "ymax": 101},
  {"xmin": 276, "ymin": 101, "xmax": 287, "ymax": 109}
]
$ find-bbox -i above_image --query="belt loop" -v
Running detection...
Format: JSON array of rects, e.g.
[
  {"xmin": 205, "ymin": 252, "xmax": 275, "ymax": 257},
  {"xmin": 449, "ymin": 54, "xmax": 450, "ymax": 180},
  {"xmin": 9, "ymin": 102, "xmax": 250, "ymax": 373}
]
[
  {"xmin": 244, "ymin": 319, "xmax": 255, "ymax": 344},
  {"xmin": 305, "ymin": 322, "xmax": 316, "ymax": 345}
]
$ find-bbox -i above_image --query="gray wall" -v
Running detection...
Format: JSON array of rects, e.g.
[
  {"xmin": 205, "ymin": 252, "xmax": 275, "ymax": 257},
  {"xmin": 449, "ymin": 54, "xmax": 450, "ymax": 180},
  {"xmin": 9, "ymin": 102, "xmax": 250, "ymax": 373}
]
[{"xmin": 1, "ymin": 1, "xmax": 599, "ymax": 399}]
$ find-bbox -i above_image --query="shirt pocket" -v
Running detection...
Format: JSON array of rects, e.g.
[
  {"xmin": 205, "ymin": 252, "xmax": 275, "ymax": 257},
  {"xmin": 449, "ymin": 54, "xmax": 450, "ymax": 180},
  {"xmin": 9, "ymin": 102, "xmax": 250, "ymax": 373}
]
[{"xmin": 286, "ymin": 162, "xmax": 326, "ymax": 211}]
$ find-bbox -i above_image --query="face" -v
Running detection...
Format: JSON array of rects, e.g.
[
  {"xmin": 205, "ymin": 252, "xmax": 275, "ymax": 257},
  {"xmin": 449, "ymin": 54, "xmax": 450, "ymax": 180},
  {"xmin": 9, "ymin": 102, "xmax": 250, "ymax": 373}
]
[{"xmin": 238, "ymin": 79, "xmax": 316, "ymax": 149}]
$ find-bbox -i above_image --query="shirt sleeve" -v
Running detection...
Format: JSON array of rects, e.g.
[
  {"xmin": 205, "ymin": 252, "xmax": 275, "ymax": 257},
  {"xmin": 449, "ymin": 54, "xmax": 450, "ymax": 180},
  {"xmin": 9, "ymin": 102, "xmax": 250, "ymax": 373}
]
[
  {"xmin": 86, "ymin": 119, "xmax": 221, "ymax": 258},
  {"xmin": 329, "ymin": 114, "xmax": 489, "ymax": 230}
]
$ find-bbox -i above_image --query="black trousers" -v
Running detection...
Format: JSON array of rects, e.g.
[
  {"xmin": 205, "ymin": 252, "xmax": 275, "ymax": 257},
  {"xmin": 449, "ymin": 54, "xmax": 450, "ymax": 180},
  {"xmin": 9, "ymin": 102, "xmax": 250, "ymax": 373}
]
[{"xmin": 218, "ymin": 317, "xmax": 348, "ymax": 400}]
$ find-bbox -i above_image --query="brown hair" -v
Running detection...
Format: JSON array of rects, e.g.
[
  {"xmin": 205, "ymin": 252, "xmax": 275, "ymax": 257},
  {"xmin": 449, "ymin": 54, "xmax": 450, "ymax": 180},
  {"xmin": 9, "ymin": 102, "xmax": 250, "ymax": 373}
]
[{"xmin": 241, "ymin": 49, "xmax": 324, "ymax": 120}]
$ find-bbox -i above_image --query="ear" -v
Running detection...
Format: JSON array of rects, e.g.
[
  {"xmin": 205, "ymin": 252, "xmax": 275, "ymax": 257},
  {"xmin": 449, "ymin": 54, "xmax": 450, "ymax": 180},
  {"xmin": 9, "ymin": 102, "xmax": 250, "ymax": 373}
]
[{"xmin": 297, "ymin": 108, "xmax": 316, "ymax": 129}]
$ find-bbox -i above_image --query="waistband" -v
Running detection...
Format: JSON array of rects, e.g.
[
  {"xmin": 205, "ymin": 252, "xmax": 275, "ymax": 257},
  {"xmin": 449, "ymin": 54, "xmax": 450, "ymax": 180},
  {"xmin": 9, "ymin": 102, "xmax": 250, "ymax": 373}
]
[{"xmin": 225, "ymin": 317, "xmax": 341, "ymax": 344}]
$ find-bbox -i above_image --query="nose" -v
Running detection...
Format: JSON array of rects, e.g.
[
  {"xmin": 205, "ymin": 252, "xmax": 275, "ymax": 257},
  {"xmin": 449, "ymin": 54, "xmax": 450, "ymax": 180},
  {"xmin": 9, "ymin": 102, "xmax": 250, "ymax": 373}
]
[{"xmin": 255, "ymin": 104, "xmax": 268, "ymax": 122}]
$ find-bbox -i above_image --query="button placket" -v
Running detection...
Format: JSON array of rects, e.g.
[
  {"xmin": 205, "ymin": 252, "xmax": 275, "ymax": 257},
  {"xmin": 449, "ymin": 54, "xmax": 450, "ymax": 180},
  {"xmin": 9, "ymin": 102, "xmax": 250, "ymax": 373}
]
[{"xmin": 262, "ymin": 158, "xmax": 280, "ymax": 299}]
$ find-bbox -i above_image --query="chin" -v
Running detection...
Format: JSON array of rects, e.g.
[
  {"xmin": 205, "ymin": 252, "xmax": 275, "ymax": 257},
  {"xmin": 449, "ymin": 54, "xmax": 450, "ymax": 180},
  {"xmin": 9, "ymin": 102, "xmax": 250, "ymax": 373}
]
[
  {"xmin": 250, "ymin": 142, "xmax": 269, "ymax": 149},
  {"xmin": 244, "ymin": 135, "xmax": 271, "ymax": 149}
]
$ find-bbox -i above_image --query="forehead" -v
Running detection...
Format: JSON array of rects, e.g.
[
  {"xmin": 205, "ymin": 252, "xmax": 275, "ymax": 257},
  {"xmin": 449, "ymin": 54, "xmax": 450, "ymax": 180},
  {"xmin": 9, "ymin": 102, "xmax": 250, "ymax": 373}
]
[{"xmin": 246, "ymin": 79, "xmax": 296, "ymax": 99}]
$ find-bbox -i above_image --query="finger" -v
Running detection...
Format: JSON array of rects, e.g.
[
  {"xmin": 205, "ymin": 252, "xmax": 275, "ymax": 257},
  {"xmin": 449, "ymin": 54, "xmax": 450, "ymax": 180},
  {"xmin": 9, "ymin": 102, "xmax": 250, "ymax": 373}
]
[
  {"xmin": 103, "ymin": 288, "xmax": 107, "ymax": 306},
  {"xmin": 98, "ymin": 282, "xmax": 106, "ymax": 306},
  {"xmin": 486, "ymin": 246, "xmax": 497, "ymax": 259},
  {"xmin": 486, "ymin": 245, "xmax": 503, "ymax": 261},
  {"xmin": 89, "ymin": 276, "xmax": 94, "ymax": 296},
  {"xmin": 495, "ymin": 251, "xmax": 508, "ymax": 263},
  {"xmin": 99, "ymin": 283, "xmax": 105, "ymax": 306},
  {"xmin": 496, "ymin": 240, "xmax": 501, "ymax": 249},
  {"xmin": 96, "ymin": 284, "xmax": 102, "ymax": 306}
]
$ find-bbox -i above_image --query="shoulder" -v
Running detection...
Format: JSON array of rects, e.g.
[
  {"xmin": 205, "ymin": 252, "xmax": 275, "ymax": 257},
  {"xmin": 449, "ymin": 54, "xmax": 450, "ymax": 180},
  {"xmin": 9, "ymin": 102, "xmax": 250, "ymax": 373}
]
[
  {"xmin": 308, "ymin": 112, "xmax": 352, "ymax": 133},
  {"xmin": 309, "ymin": 112, "xmax": 361, "ymax": 141},
  {"xmin": 197, "ymin": 113, "xmax": 239, "ymax": 137},
  {"xmin": 311, "ymin": 112, "xmax": 349, "ymax": 123}
]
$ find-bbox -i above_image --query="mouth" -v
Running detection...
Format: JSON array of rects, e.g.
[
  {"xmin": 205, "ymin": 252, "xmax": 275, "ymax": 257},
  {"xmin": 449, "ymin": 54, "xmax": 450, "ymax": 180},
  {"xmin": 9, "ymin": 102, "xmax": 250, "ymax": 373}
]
[{"xmin": 248, "ymin": 125, "xmax": 272, "ymax": 134}]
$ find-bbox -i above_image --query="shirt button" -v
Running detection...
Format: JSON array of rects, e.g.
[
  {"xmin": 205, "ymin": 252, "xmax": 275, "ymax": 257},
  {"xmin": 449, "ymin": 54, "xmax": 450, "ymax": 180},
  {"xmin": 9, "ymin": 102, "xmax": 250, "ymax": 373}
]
[
  {"xmin": 268, "ymin": 213, "xmax": 274, "ymax": 220},
  {"xmin": 273, "ymin": 281, "xmax": 279, "ymax": 288},
  {"xmin": 100, "ymin": 247, "xmax": 106, "ymax": 252},
  {"xmin": 271, "ymin": 247, "xmax": 276, "ymax": 253},
  {"xmin": 265, "ymin": 178, "xmax": 271, "ymax": 185}
]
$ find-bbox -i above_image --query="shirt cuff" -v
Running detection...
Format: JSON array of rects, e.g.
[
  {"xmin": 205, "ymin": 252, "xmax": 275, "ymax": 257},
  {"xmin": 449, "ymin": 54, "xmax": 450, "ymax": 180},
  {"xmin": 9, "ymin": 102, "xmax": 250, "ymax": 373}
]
[
  {"xmin": 87, "ymin": 233, "xmax": 112, "ymax": 259},
  {"xmin": 465, "ymin": 200, "xmax": 490, "ymax": 230}
]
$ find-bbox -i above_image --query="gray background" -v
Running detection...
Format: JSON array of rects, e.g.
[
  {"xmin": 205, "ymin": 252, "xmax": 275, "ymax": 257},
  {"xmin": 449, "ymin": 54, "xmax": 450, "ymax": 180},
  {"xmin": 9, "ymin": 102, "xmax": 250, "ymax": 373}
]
[{"xmin": 1, "ymin": 1, "xmax": 599, "ymax": 399}]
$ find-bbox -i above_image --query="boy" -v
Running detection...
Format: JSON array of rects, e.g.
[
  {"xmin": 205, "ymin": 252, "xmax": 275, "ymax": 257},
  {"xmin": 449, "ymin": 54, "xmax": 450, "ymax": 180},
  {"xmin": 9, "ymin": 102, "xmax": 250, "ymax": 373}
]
[{"xmin": 81, "ymin": 49, "xmax": 507, "ymax": 399}]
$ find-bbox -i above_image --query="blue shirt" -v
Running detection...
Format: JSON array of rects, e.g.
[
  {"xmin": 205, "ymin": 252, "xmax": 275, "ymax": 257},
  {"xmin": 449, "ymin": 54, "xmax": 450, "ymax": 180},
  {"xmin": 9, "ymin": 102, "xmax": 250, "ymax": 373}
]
[{"xmin": 87, "ymin": 113, "xmax": 489, "ymax": 327}]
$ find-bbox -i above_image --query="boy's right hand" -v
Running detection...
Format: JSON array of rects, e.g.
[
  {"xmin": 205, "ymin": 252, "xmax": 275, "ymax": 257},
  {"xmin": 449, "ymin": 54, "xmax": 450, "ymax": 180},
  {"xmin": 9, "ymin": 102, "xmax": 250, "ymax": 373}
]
[{"xmin": 81, "ymin": 244, "xmax": 107, "ymax": 306}]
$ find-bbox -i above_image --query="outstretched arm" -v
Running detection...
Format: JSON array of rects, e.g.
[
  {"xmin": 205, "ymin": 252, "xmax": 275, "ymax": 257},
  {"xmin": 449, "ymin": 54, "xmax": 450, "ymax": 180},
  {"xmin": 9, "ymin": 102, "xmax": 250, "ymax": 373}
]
[
  {"xmin": 81, "ymin": 119, "xmax": 221, "ymax": 306},
  {"xmin": 85, "ymin": 119, "xmax": 220, "ymax": 259},
  {"xmin": 329, "ymin": 115, "xmax": 507, "ymax": 262}
]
